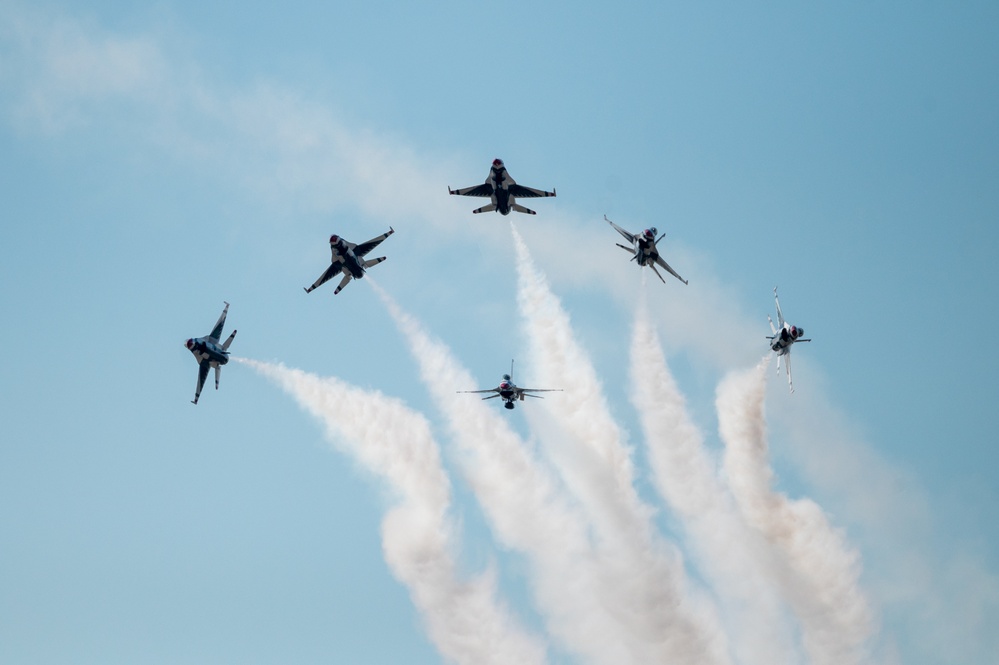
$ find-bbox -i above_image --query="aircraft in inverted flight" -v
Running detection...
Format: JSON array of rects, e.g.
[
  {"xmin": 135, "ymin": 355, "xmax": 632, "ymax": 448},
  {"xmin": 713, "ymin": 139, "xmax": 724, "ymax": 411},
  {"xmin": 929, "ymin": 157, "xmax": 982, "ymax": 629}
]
[
  {"xmin": 605, "ymin": 215, "xmax": 688, "ymax": 285},
  {"xmin": 185, "ymin": 302, "xmax": 237, "ymax": 405},
  {"xmin": 458, "ymin": 360, "xmax": 562, "ymax": 410},
  {"xmin": 767, "ymin": 286, "xmax": 811, "ymax": 393},
  {"xmin": 304, "ymin": 227, "xmax": 394, "ymax": 295},
  {"xmin": 449, "ymin": 159, "xmax": 556, "ymax": 215}
]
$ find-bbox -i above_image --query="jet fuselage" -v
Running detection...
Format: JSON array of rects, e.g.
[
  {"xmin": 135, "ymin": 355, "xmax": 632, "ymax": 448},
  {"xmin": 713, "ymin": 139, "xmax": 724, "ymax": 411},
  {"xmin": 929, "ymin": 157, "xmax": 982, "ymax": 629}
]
[
  {"xmin": 769, "ymin": 325, "xmax": 804, "ymax": 355},
  {"xmin": 186, "ymin": 337, "xmax": 230, "ymax": 366},
  {"xmin": 489, "ymin": 164, "xmax": 514, "ymax": 215},
  {"xmin": 331, "ymin": 236, "xmax": 366, "ymax": 279}
]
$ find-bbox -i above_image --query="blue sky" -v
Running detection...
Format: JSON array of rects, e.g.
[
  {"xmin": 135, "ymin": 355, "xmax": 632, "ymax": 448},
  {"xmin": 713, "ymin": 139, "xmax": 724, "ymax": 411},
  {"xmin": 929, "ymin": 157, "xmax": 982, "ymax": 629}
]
[{"xmin": 1, "ymin": 1, "xmax": 997, "ymax": 663}]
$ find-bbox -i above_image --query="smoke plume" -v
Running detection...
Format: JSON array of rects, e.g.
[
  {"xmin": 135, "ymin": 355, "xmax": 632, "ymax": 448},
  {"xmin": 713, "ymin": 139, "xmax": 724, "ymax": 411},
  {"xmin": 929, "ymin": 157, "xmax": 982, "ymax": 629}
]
[
  {"xmin": 236, "ymin": 358, "xmax": 547, "ymax": 665},
  {"xmin": 717, "ymin": 360, "xmax": 874, "ymax": 665},
  {"xmin": 629, "ymin": 299, "xmax": 799, "ymax": 665},
  {"xmin": 511, "ymin": 224, "xmax": 731, "ymax": 665}
]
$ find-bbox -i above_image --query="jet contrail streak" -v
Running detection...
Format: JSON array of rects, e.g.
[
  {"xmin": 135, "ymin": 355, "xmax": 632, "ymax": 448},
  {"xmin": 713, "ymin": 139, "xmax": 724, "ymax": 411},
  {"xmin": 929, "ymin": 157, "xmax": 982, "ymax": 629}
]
[
  {"xmin": 372, "ymin": 283, "xmax": 642, "ymax": 665},
  {"xmin": 717, "ymin": 360, "xmax": 874, "ymax": 665},
  {"xmin": 510, "ymin": 224, "xmax": 731, "ymax": 665},
  {"xmin": 629, "ymin": 299, "xmax": 799, "ymax": 665},
  {"xmin": 235, "ymin": 358, "xmax": 547, "ymax": 665}
]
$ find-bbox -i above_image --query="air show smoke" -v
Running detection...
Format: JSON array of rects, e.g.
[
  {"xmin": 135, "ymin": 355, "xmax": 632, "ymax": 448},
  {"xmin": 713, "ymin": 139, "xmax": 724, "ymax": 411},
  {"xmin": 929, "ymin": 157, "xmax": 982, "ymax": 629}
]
[
  {"xmin": 234, "ymin": 358, "xmax": 547, "ymax": 665},
  {"xmin": 510, "ymin": 224, "xmax": 731, "ymax": 665},
  {"xmin": 233, "ymin": 239, "xmax": 876, "ymax": 665},
  {"xmin": 717, "ymin": 361, "xmax": 874, "ymax": 665},
  {"xmin": 629, "ymin": 300, "xmax": 798, "ymax": 665},
  {"xmin": 372, "ymin": 282, "xmax": 651, "ymax": 665}
]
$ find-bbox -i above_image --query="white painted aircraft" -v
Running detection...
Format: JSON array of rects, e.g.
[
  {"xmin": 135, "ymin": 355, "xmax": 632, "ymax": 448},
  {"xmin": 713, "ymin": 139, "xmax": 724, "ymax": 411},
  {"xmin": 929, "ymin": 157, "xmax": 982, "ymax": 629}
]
[
  {"xmin": 185, "ymin": 302, "xmax": 237, "ymax": 405},
  {"xmin": 605, "ymin": 215, "xmax": 688, "ymax": 285},
  {"xmin": 458, "ymin": 360, "xmax": 562, "ymax": 410},
  {"xmin": 304, "ymin": 227, "xmax": 394, "ymax": 296},
  {"xmin": 449, "ymin": 159, "xmax": 556, "ymax": 215},
  {"xmin": 767, "ymin": 286, "xmax": 811, "ymax": 393}
]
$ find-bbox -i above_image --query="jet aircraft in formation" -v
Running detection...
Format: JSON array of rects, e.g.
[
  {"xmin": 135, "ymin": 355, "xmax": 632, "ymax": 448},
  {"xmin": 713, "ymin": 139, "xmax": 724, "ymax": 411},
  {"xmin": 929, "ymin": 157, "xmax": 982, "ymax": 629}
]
[
  {"xmin": 458, "ymin": 361, "xmax": 562, "ymax": 409},
  {"xmin": 304, "ymin": 227, "xmax": 395, "ymax": 296},
  {"xmin": 449, "ymin": 159, "xmax": 556, "ymax": 216},
  {"xmin": 187, "ymin": 158, "xmax": 816, "ymax": 403},
  {"xmin": 605, "ymin": 215, "xmax": 688, "ymax": 286},
  {"xmin": 767, "ymin": 286, "xmax": 811, "ymax": 393},
  {"xmin": 185, "ymin": 302, "xmax": 237, "ymax": 405}
]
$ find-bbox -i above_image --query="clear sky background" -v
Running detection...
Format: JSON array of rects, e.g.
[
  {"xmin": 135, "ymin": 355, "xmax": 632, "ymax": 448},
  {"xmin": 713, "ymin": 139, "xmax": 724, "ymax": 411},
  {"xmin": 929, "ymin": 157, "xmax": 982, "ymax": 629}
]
[{"xmin": 1, "ymin": 1, "xmax": 997, "ymax": 663}]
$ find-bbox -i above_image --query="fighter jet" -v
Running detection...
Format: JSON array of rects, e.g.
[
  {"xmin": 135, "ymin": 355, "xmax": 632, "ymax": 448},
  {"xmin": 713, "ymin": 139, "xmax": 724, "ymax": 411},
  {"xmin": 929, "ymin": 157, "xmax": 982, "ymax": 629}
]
[
  {"xmin": 458, "ymin": 360, "xmax": 562, "ymax": 410},
  {"xmin": 185, "ymin": 302, "xmax": 237, "ymax": 405},
  {"xmin": 605, "ymin": 215, "xmax": 688, "ymax": 285},
  {"xmin": 304, "ymin": 227, "xmax": 394, "ymax": 295},
  {"xmin": 449, "ymin": 159, "xmax": 556, "ymax": 215},
  {"xmin": 767, "ymin": 286, "xmax": 811, "ymax": 393}
]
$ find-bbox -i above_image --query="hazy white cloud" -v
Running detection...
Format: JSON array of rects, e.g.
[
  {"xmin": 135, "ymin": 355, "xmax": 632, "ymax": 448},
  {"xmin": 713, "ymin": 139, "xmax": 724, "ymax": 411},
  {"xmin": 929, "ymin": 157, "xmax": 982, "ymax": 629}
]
[{"xmin": 4, "ymin": 6, "xmax": 997, "ymax": 662}]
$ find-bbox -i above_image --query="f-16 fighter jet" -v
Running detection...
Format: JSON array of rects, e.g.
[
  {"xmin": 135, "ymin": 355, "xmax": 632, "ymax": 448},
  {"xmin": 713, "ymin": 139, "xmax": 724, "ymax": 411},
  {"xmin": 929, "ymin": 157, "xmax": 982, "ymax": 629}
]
[
  {"xmin": 449, "ymin": 159, "xmax": 556, "ymax": 215},
  {"xmin": 185, "ymin": 302, "xmax": 237, "ymax": 405},
  {"xmin": 605, "ymin": 215, "xmax": 688, "ymax": 285},
  {"xmin": 458, "ymin": 360, "xmax": 562, "ymax": 410},
  {"xmin": 304, "ymin": 227, "xmax": 394, "ymax": 295},
  {"xmin": 767, "ymin": 286, "xmax": 811, "ymax": 393}
]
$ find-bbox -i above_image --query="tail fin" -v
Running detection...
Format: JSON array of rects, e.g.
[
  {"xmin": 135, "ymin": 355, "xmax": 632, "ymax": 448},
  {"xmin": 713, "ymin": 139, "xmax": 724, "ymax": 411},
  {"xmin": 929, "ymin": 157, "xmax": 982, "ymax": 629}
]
[
  {"xmin": 222, "ymin": 329, "xmax": 237, "ymax": 351},
  {"xmin": 214, "ymin": 365, "xmax": 222, "ymax": 390},
  {"xmin": 363, "ymin": 256, "xmax": 387, "ymax": 269},
  {"xmin": 511, "ymin": 204, "xmax": 537, "ymax": 215},
  {"xmin": 472, "ymin": 204, "xmax": 497, "ymax": 214}
]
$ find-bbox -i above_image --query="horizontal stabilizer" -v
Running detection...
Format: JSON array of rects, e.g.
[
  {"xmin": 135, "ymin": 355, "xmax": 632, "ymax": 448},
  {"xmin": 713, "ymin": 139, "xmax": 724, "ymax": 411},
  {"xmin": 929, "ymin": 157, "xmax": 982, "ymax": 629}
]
[
  {"xmin": 473, "ymin": 204, "xmax": 497, "ymax": 214},
  {"xmin": 511, "ymin": 204, "xmax": 537, "ymax": 215},
  {"xmin": 333, "ymin": 273, "xmax": 353, "ymax": 295},
  {"xmin": 363, "ymin": 256, "xmax": 387, "ymax": 269},
  {"xmin": 222, "ymin": 329, "xmax": 237, "ymax": 351}
]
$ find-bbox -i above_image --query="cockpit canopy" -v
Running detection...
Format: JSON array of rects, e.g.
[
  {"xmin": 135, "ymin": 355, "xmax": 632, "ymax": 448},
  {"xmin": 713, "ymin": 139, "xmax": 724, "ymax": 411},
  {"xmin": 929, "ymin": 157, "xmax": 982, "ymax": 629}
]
[
  {"xmin": 502, "ymin": 374, "xmax": 511, "ymax": 381},
  {"xmin": 791, "ymin": 326, "xmax": 803, "ymax": 338},
  {"xmin": 185, "ymin": 338, "xmax": 195, "ymax": 349},
  {"xmin": 493, "ymin": 158, "xmax": 504, "ymax": 168}
]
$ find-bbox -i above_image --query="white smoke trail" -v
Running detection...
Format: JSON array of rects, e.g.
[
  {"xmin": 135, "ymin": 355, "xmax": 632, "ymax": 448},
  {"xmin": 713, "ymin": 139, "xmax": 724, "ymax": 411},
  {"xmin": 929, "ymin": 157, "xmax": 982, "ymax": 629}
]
[
  {"xmin": 235, "ymin": 358, "xmax": 548, "ymax": 665},
  {"xmin": 510, "ymin": 224, "xmax": 731, "ymax": 665},
  {"xmin": 629, "ymin": 299, "xmax": 799, "ymax": 665},
  {"xmin": 717, "ymin": 360, "xmax": 874, "ymax": 665},
  {"xmin": 372, "ymin": 283, "xmax": 641, "ymax": 665}
]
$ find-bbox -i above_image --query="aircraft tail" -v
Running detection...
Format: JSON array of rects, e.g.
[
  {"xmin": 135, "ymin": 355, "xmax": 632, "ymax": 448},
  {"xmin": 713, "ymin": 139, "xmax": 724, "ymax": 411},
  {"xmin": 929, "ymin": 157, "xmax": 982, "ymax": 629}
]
[
  {"xmin": 472, "ymin": 204, "xmax": 497, "ymax": 214},
  {"xmin": 648, "ymin": 264, "xmax": 667, "ymax": 284},
  {"xmin": 363, "ymin": 256, "xmax": 387, "ymax": 270},
  {"xmin": 333, "ymin": 274, "xmax": 353, "ymax": 295},
  {"xmin": 222, "ymin": 329, "xmax": 237, "ymax": 351},
  {"xmin": 511, "ymin": 204, "xmax": 537, "ymax": 215},
  {"xmin": 214, "ymin": 365, "xmax": 222, "ymax": 390}
]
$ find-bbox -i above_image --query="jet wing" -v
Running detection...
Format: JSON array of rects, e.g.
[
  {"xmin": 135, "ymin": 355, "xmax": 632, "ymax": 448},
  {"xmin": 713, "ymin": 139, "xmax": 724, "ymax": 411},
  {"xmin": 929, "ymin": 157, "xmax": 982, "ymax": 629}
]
[
  {"xmin": 604, "ymin": 215, "xmax": 636, "ymax": 244},
  {"xmin": 208, "ymin": 302, "xmax": 230, "ymax": 342},
  {"xmin": 458, "ymin": 388, "xmax": 500, "ymax": 394},
  {"xmin": 520, "ymin": 388, "xmax": 563, "ymax": 394},
  {"xmin": 773, "ymin": 287, "xmax": 786, "ymax": 328},
  {"xmin": 654, "ymin": 255, "xmax": 688, "ymax": 285},
  {"xmin": 508, "ymin": 184, "xmax": 556, "ymax": 199},
  {"xmin": 449, "ymin": 183, "xmax": 494, "ymax": 198},
  {"xmin": 193, "ymin": 361, "xmax": 210, "ymax": 404},
  {"xmin": 354, "ymin": 227, "xmax": 395, "ymax": 258},
  {"xmin": 305, "ymin": 264, "xmax": 343, "ymax": 293}
]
